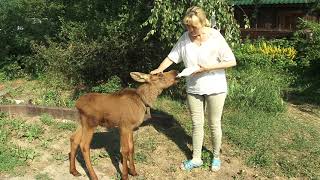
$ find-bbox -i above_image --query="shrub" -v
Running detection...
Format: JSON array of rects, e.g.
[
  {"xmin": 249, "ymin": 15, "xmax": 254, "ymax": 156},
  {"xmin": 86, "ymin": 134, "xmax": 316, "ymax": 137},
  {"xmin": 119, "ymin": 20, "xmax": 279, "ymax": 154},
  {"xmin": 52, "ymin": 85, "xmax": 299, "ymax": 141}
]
[
  {"xmin": 228, "ymin": 39, "xmax": 296, "ymax": 112},
  {"xmin": 91, "ymin": 76, "xmax": 122, "ymax": 93},
  {"xmin": 293, "ymin": 19, "xmax": 320, "ymax": 71},
  {"xmin": 234, "ymin": 40, "xmax": 297, "ymax": 71},
  {"xmin": 227, "ymin": 67, "xmax": 290, "ymax": 112}
]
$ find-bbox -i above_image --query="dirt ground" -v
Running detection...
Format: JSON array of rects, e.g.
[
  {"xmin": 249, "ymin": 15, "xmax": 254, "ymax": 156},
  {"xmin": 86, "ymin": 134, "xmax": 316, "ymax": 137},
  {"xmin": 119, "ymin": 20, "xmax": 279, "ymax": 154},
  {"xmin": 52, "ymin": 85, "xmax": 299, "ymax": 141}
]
[{"xmin": 1, "ymin": 103, "xmax": 318, "ymax": 180}]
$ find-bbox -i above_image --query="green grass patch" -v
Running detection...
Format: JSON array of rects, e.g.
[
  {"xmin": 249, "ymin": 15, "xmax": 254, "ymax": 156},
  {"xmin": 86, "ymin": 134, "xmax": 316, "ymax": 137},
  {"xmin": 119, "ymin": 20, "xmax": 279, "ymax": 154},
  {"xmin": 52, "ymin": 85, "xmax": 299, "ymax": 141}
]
[
  {"xmin": 224, "ymin": 109, "xmax": 320, "ymax": 178},
  {"xmin": 35, "ymin": 173, "xmax": 54, "ymax": 180},
  {"xmin": 0, "ymin": 78, "xmax": 76, "ymax": 107},
  {"xmin": 40, "ymin": 113, "xmax": 77, "ymax": 131},
  {"xmin": 0, "ymin": 115, "xmax": 39, "ymax": 173},
  {"xmin": 155, "ymin": 97, "xmax": 320, "ymax": 179},
  {"xmin": 55, "ymin": 121, "xmax": 77, "ymax": 131},
  {"xmin": 40, "ymin": 114, "xmax": 55, "ymax": 126},
  {"xmin": 134, "ymin": 152, "xmax": 148, "ymax": 163}
]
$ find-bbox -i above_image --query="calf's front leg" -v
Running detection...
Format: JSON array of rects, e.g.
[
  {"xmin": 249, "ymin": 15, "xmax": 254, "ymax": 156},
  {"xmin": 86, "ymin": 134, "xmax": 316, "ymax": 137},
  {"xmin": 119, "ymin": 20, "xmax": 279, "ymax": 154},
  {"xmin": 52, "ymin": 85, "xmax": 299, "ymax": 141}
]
[
  {"xmin": 128, "ymin": 131, "xmax": 138, "ymax": 176},
  {"xmin": 120, "ymin": 128, "xmax": 130, "ymax": 180}
]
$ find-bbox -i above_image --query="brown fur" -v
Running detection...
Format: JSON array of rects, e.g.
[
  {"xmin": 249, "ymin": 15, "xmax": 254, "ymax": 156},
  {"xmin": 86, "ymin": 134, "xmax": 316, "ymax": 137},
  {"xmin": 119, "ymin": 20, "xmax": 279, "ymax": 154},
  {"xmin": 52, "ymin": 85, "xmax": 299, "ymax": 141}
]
[{"xmin": 69, "ymin": 70, "xmax": 178, "ymax": 180}]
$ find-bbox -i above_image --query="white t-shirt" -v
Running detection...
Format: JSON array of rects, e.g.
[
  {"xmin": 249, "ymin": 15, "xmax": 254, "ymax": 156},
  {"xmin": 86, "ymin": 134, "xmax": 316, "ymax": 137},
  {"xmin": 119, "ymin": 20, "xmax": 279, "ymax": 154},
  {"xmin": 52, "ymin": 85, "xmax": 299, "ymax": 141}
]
[{"xmin": 168, "ymin": 28, "xmax": 236, "ymax": 95}]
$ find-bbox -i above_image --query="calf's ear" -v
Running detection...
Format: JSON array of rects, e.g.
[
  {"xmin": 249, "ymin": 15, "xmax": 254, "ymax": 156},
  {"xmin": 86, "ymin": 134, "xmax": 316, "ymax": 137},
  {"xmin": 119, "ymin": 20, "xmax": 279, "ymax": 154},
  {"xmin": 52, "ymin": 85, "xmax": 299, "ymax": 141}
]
[{"xmin": 130, "ymin": 72, "xmax": 150, "ymax": 82}]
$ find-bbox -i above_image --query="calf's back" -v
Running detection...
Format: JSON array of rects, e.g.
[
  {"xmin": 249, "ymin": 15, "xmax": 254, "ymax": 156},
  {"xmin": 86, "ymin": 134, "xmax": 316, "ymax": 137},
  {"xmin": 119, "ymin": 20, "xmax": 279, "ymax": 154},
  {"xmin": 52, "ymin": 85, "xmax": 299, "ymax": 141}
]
[{"xmin": 76, "ymin": 89, "xmax": 146, "ymax": 128}]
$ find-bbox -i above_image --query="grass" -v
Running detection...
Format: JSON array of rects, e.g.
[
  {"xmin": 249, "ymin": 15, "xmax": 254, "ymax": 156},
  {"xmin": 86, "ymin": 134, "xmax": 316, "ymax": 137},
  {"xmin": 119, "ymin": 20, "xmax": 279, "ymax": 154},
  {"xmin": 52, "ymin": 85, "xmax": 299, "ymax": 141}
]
[
  {"xmin": 0, "ymin": 113, "xmax": 77, "ymax": 174},
  {"xmin": 154, "ymin": 97, "xmax": 320, "ymax": 179},
  {"xmin": 223, "ymin": 108, "xmax": 320, "ymax": 178},
  {"xmin": 0, "ymin": 115, "xmax": 39, "ymax": 173},
  {"xmin": 1, "ymin": 78, "xmax": 319, "ymax": 179},
  {"xmin": 0, "ymin": 79, "xmax": 76, "ymax": 107},
  {"xmin": 40, "ymin": 113, "xmax": 77, "ymax": 132},
  {"xmin": 35, "ymin": 173, "xmax": 54, "ymax": 180}
]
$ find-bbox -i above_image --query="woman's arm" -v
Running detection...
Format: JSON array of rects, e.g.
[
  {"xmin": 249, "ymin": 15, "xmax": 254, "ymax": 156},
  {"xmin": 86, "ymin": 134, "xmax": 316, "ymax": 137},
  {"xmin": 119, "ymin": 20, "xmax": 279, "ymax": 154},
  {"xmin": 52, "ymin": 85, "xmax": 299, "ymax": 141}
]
[
  {"xmin": 150, "ymin": 57, "xmax": 174, "ymax": 74},
  {"xmin": 203, "ymin": 60, "xmax": 236, "ymax": 70},
  {"xmin": 194, "ymin": 60, "xmax": 237, "ymax": 74}
]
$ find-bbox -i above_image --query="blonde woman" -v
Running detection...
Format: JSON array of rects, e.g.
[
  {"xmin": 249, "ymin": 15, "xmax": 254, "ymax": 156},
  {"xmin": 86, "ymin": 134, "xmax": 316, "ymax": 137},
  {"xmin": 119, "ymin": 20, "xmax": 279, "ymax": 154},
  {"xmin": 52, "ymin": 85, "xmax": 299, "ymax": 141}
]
[{"xmin": 150, "ymin": 6, "xmax": 236, "ymax": 171}]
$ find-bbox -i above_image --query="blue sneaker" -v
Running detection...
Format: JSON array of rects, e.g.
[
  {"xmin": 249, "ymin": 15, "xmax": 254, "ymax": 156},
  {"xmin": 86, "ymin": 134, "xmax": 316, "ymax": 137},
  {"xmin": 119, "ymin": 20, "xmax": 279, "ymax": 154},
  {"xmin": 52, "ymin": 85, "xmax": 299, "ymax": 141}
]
[
  {"xmin": 180, "ymin": 160, "xmax": 203, "ymax": 171},
  {"xmin": 211, "ymin": 158, "xmax": 221, "ymax": 171}
]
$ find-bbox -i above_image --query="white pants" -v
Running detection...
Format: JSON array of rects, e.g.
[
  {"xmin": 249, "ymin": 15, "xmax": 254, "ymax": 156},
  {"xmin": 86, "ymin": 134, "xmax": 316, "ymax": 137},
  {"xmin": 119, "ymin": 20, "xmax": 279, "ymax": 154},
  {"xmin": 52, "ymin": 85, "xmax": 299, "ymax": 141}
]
[{"xmin": 187, "ymin": 92, "xmax": 227, "ymax": 160}]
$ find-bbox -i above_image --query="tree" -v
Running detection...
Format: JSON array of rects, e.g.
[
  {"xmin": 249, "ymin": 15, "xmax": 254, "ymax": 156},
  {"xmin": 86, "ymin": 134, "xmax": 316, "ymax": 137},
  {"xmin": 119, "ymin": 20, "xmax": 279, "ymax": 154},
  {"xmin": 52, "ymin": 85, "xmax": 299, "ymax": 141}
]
[{"xmin": 142, "ymin": 0, "xmax": 240, "ymax": 47}]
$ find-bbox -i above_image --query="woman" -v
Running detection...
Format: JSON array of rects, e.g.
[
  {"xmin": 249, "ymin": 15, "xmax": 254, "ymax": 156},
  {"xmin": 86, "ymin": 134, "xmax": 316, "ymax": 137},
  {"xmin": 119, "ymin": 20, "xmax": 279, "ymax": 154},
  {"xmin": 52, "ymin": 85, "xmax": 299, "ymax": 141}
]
[{"xmin": 150, "ymin": 6, "xmax": 237, "ymax": 172}]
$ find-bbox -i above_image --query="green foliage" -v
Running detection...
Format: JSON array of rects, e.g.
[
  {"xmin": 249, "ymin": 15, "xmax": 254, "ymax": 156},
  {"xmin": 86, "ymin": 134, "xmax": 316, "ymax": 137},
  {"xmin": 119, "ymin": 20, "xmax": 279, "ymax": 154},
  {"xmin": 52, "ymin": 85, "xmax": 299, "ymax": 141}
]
[
  {"xmin": 201, "ymin": 149, "xmax": 213, "ymax": 168},
  {"xmin": 0, "ymin": 72, "xmax": 6, "ymax": 82},
  {"xmin": 33, "ymin": 87, "xmax": 75, "ymax": 107},
  {"xmin": 0, "ymin": 116, "xmax": 38, "ymax": 173},
  {"xmin": 91, "ymin": 76, "xmax": 122, "ymax": 93},
  {"xmin": 226, "ymin": 38, "xmax": 298, "ymax": 112},
  {"xmin": 0, "ymin": 0, "xmax": 62, "ymax": 69},
  {"xmin": 288, "ymin": 20, "xmax": 320, "ymax": 104},
  {"xmin": 294, "ymin": 19, "xmax": 320, "ymax": 70},
  {"xmin": 143, "ymin": 0, "xmax": 240, "ymax": 47},
  {"xmin": 154, "ymin": 97, "xmax": 320, "ymax": 178},
  {"xmin": 22, "ymin": 124, "xmax": 44, "ymax": 142},
  {"xmin": 0, "ymin": 145, "xmax": 28, "ymax": 172},
  {"xmin": 224, "ymin": 109, "xmax": 320, "ymax": 178},
  {"xmin": 40, "ymin": 113, "xmax": 76, "ymax": 131},
  {"xmin": 42, "ymin": 90, "xmax": 61, "ymax": 106},
  {"xmin": 1, "ymin": 0, "xmax": 240, "ymax": 90},
  {"xmin": 35, "ymin": 173, "xmax": 54, "ymax": 180},
  {"xmin": 40, "ymin": 114, "xmax": 55, "ymax": 126},
  {"xmin": 134, "ymin": 152, "xmax": 147, "ymax": 163},
  {"xmin": 28, "ymin": 34, "xmax": 160, "ymax": 87},
  {"xmin": 0, "ymin": 128, "xmax": 9, "ymax": 144},
  {"xmin": 55, "ymin": 121, "xmax": 76, "ymax": 131},
  {"xmin": 247, "ymin": 150, "xmax": 273, "ymax": 168},
  {"xmin": 0, "ymin": 60, "xmax": 27, "ymax": 80},
  {"xmin": 234, "ymin": 39, "xmax": 297, "ymax": 71},
  {"xmin": 0, "ymin": 0, "xmax": 156, "ymax": 84},
  {"xmin": 227, "ymin": 66, "xmax": 290, "ymax": 113}
]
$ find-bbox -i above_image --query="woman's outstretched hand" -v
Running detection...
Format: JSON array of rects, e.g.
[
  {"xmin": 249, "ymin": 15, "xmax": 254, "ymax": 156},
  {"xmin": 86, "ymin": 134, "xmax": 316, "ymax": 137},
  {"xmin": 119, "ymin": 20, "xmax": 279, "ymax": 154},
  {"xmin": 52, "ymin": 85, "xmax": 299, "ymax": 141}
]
[{"xmin": 150, "ymin": 68, "xmax": 163, "ymax": 75}]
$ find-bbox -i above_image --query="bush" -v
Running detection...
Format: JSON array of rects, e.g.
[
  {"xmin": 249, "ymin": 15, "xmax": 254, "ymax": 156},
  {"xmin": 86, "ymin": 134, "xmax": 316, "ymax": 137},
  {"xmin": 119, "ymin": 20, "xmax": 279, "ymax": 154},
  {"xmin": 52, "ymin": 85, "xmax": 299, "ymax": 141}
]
[
  {"xmin": 234, "ymin": 40, "xmax": 297, "ymax": 71},
  {"xmin": 227, "ymin": 67, "xmax": 290, "ymax": 112},
  {"xmin": 91, "ymin": 76, "xmax": 122, "ymax": 93},
  {"xmin": 0, "ymin": 57, "xmax": 27, "ymax": 80},
  {"xmin": 289, "ymin": 19, "xmax": 320, "ymax": 103},
  {"xmin": 293, "ymin": 19, "xmax": 320, "ymax": 71},
  {"xmin": 228, "ymin": 39, "xmax": 296, "ymax": 112}
]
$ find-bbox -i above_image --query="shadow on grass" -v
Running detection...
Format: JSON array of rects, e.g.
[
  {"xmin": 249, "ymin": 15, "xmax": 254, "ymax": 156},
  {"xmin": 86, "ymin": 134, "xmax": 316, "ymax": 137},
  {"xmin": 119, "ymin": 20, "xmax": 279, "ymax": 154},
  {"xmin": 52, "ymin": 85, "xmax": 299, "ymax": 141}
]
[
  {"xmin": 140, "ymin": 109, "xmax": 193, "ymax": 159},
  {"xmin": 74, "ymin": 109, "xmax": 209, "ymax": 177}
]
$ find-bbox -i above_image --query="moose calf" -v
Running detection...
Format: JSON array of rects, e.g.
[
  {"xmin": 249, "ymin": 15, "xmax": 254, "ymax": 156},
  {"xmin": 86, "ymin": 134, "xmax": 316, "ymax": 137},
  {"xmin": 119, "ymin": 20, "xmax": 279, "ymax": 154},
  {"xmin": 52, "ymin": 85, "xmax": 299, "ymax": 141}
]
[{"xmin": 69, "ymin": 70, "xmax": 178, "ymax": 180}]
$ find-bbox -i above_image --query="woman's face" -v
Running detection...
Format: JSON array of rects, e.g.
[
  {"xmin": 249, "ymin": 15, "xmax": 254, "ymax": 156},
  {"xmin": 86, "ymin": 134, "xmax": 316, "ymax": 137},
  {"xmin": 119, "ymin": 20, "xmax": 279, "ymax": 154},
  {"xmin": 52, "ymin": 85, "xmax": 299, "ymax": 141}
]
[{"xmin": 186, "ymin": 15, "xmax": 204, "ymax": 37}]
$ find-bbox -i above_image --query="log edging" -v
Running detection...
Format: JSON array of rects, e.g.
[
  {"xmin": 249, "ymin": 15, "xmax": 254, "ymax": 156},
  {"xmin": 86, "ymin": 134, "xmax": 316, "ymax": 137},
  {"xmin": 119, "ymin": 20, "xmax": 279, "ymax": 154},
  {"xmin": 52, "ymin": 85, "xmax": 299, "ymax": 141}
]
[
  {"xmin": 0, "ymin": 105, "xmax": 154, "ymax": 121},
  {"xmin": 0, "ymin": 104, "xmax": 79, "ymax": 120}
]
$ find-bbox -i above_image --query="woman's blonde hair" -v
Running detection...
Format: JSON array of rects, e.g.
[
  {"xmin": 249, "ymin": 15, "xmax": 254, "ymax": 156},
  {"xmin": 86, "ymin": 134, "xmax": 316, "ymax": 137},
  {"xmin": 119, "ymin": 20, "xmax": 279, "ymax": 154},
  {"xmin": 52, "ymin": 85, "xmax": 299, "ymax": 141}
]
[{"xmin": 183, "ymin": 6, "xmax": 210, "ymax": 27}]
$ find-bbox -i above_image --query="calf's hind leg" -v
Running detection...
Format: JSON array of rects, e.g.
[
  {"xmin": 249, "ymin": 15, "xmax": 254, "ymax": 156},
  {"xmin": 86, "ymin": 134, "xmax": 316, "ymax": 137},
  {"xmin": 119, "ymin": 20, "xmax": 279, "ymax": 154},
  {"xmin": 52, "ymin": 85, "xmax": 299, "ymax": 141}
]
[
  {"xmin": 69, "ymin": 126, "xmax": 83, "ymax": 176},
  {"xmin": 79, "ymin": 124, "xmax": 98, "ymax": 180}
]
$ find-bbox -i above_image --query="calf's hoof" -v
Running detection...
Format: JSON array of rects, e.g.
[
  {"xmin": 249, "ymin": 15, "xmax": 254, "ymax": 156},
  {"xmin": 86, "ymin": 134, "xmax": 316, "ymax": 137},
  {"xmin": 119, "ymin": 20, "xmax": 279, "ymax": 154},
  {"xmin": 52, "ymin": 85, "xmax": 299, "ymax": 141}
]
[
  {"xmin": 129, "ymin": 169, "xmax": 138, "ymax": 176},
  {"xmin": 122, "ymin": 175, "xmax": 129, "ymax": 180},
  {"xmin": 70, "ymin": 170, "xmax": 81, "ymax": 177}
]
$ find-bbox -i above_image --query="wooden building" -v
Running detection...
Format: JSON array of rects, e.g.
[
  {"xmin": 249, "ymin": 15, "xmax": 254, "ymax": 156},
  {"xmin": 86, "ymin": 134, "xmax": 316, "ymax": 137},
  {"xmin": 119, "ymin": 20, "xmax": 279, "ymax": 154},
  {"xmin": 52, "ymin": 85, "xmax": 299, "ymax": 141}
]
[{"xmin": 233, "ymin": 0, "xmax": 319, "ymax": 39}]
